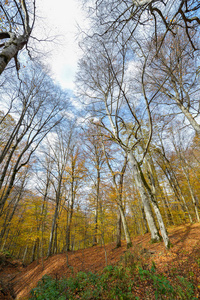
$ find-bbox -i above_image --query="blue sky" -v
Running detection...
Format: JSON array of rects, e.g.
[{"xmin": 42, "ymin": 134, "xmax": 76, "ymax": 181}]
[{"xmin": 36, "ymin": 0, "xmax": 86, "ymax": 91}]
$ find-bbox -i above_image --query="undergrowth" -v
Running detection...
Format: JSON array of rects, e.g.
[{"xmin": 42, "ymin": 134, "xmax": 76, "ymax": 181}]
[{"xmin": 29, "ymin": 250, "xmax": 199, "ymax": 300}]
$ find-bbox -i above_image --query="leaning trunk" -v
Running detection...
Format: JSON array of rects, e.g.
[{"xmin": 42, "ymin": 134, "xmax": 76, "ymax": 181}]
[{"xmin": 128, "ymin": 152, "xmax": 161, "ymax": 243}]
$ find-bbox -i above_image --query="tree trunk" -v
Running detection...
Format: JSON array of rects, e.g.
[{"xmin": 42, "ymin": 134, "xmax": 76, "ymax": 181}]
[
  {"xmin": 118, "ymin": 204, "xmax": 132, "ymax": 248},
  {"xmin": 141, "ymin": 205, "xmax": 149, "ymax": 234},
  {"xmin": 157, "ymin": 154, "xmax": 193, "ymax": 223},
  {"xmin": 93, "ymin": 167, "xmax": 100, "ymax": 246},
  {"xmin": 177, "ymin": 151, "xmax": 200, "ymax": 223},
  {"xmin": 116, "ymin": 209, "xmax": 122, "ymax": 248},
  {"xmin": 47, "ymin": 197, "xmax": 59, "ymax": 257},
  {"xmin": 66, "ymin": 177, "xmax": 75, "ymax": 251},
  {"xmin": 0, "ymin": 33, "xmax": 28, "ymax": 75},
  {"xmin": 146, "ymin": 156, "xmax": 174, "ymax": 226},
  {"xmin": 128, "ymin": 152, "xmax": 161, "ymax": 243}
]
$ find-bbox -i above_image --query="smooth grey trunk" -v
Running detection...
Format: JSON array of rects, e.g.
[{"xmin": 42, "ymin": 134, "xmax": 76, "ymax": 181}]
[
  {"xmin": 173, "ymin": 142, "xmax": 200, "ymax": 223},
  {"xmin": 118, "ymin": 204, "xmax": 132, "ymax": 248},
  {"xmin": 0, "ymin": 34, "xmax": 28, "ymax": 75},
  {"xmin": 66, "ymin": 196, "xmax": 74, "ymax": 251},
  {"xmin": 175, "ymin": 97, "xmax": 200, "ymax": 134},
  {"xmin": 116, "ymin": 209, "xmax": 122, "ymax": 248},
  {"xmin": 157, "ymin": 153, "xmax": 193, "ymax": 223},
  {"xmin": 163, "ymin": 186, "xmax": 175, "ymax": 225},
  {"xmin": 22, "ymin": 245, "xmax": 28, "ymax": 264},
  {"xmin": 128, "ymin": 152, "xmax": 161, "ymax": 243},
  {"xmin": 148, "ymin": 194, "xmax": 170, "ymax": 248},
  {"xmin": 93, "ymin": 167, "xmax": 100, "ymax": 246},
  {"xmin": 53, "ymin": 224, "xmax": 58, "ymax": 254},
  {"xmin": 47, "ymin": 185, "xmax": 60, "ymax": 257},
  {"xmin": 31, "ymin": 240, "xmax": 37, "ymax": 263},
  {"xmin": 137, "ymin": 155, "xmax": 170, "ymax": 248},
  {"xmin": 146, "ymin": 156, "xmax": 174, "ymax": 226},
  {"xmin": 102, "ymin": 141, "xmax": 129, "ymax": 247},
  {"xmin": 141, "ymin": 205, "xmax": 149, "ymax": 234},
  {"xmin": 180, "ymin": 161, "xmax": 200, "ymax": 222}
]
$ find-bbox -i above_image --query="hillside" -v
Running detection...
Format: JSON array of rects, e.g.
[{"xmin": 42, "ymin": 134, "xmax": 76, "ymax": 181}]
[{"xmin": 0, "ymin": 223, "xmax": 200, "ymax": 299}]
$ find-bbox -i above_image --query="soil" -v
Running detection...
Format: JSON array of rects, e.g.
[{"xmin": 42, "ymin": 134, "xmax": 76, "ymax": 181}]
[{"xmin": 0, "ymin": 223, "xmax": 200, "ymax": 299}]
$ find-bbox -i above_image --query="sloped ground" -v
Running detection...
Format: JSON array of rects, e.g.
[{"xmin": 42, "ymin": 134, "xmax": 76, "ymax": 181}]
[
  {"xmin": 1, "ymin": 223, "xmax": 200, "ymax": 299},
  {"xmin": 0, "ymin": 253, "xmax": 24, "ymax": 299}
]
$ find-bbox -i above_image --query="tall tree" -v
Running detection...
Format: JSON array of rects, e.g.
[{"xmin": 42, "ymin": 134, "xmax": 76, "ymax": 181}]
[
  {"xmin": 82, "ymin": 0, "xmax": 200, "ymax": 52},
  {"xmin": 46, "ymin": 128, "xmax": 73, "ymax": 257},
  {"xmin": 0, "ymin": 64, "xmax": 68, "ymax": 214},
  {"xmin": 101, "ymin": 135, "xmax": 131, "ymax": 248},
  {"xmin": 0, "ymin": 0, "xmax": 36, "ymax": 75},
  {"xmin": 145, "ymin": 29, "xmax": 200, "ymax": 133},
  {"xmin": 65, "ymin": 143, "xmax": 86, "ymax": 251},
  {"xmin": 82, "ymin": 124, "xmax": 105, "ymax": 246},
  {"xmin": 77, "ymin": 37, "xmax": 170, "ymax": 248}
]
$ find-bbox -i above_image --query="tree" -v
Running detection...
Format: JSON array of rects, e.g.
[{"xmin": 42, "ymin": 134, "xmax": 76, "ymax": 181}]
[
  {"xmin": 0, "ymin": 0, "xmax": 36, "ymax": 75},
  {"xmin": 0, "ymin": 164, "xmax": 30, "ymax": 248},
  {"xmin": 82, "ymin": 0, "xmax": 200, "ymax": 52},
  {"xmin": 77, "ymin": 36, "xmax": 171, "ymax": 248},
  {"xmin": 172, "ymin": 130, "xmax": 200, "ymax": 222},
  {"xmin": 0, "ymin": 64, "xmax": 68, "ymax": 214},
  {"xmin": 145, "ymin": 29, "xmax": 200, "ymax": 134},
  {"xmin": 65, "ymin": 143, "xmax": 87, "ymax": 251},
  {"xmin": 82, "ymin": 124, "xmax": 105, "ymax": 246},
  {"xmin": 152, "ymin": 130, "xmax": 194, "ymax": 224},
  {"xmin": 101, "ymin": 134, "xmax": 132, "ymax": 248},
  {"xmin": 45, "ymin": 128, "xmax": 73, "ymax": 257}
]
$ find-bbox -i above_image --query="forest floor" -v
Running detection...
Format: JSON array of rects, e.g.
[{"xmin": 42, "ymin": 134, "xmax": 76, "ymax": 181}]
[{"xmin": 0, "ymin": 223, "xmax": 200, "ymax": 299}]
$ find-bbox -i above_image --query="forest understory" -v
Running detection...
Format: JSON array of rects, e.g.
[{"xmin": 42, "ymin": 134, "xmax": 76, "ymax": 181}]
[{"xmin": 0, "ymin": 223, "xmax": 199, "ymax": 300}]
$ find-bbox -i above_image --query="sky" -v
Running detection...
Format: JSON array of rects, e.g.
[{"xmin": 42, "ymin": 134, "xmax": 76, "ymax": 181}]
[{"xmin": 36, "ymin": 0, "xmax": 87, "ymax": 91}]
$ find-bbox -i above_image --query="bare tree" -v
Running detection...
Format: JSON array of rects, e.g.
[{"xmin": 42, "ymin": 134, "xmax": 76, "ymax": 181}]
[
  {"xmin": 0, "ymin": 64, "xmax": 68, "ymax": 214},
  {"xmin": 0, "ymin": 0, "xmax": 36, "ymax": 75},
  {"xmin": 46, "ymin": 128, "xmax": 73, "ymax": 257},
  {"xmin": 145, "ymin": 28, "xmax": 200, "ymax": 133},
  {"xmin": 82, "ymin": 124, "xmax": 105, "ymax": 246},
  {"xmin": 101, "ymin": 134, "xmax": 132, "ymax": 248},
  {"xmin": 65, "ymin": 143, "xmax": 87, "ymax": 251},
  {"xmin": 0, "ymin": 164, "xmax": 30, "ymax": 248},
  {"xmin": 172, "ymin": 131, "xmax": 200, "ymax": 222},
  {"xmin": 82, "ymin": 0, "xmax": 200, "ymax": 52},
  {"xmin": 77, "ymin": 37, "xmax": 171, "ymax": 248}
]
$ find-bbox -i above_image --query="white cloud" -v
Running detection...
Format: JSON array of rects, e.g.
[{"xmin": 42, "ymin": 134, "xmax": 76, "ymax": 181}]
[{"xmin": 35, "ymin": 0, "xmax": 87, "ymax": 90}]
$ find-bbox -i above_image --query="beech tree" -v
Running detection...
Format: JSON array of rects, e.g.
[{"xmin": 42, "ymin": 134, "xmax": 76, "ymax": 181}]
[
  {"xmin": 65, "ymin": 143, "xmax": 87, "ymax": 251},
  {"xmin": 82, "ymin": 0, "xmax": 200, "ymax": 53},
  {"xmin": 82, "ymin": 124, "xmax": 105, "ymax": 246},
  {"xmin": 0, "ymin": 64, "xmax": 68, "ymax": 214},
  {"xmin": 101, "ymin": 135, "xmax": 132, "ymax": 248},
  {"xmin": 77, "ymin": 37, "xmax": 171, "ymax": 248},
  {"xmin": 45, "ymin": 128, "xmax": 73, "ymax": 257},
  {"xmin": 0, "ymin": 0, "xmax": 36, "ymax": 75},
  {"xmin": 145, "ymin": 29, "xmax": 200, "ymax": 134}
]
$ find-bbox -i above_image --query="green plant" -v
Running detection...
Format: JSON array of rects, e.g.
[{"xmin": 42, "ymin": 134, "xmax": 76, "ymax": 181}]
[
  {"xmin": 30, "ymin": 275, "xmax": 67, "ymax": 300},
  {"xmin": 29, "ymin": 260, "xmax": 198, "ymax": 300},
  {"xmin": 196, "ymin": 258, "xmax": 200, "ymax": 268},
  {"xmin": 0, "ymin": 250, "xmax": 12, "ymax": 260},
  {"xmin": 138, "ymin": 263, "xmax": 174, "ymax": 300},
  {"xmin": 176, "ymin": 276, "xmax": 197, "ymax": 300}
]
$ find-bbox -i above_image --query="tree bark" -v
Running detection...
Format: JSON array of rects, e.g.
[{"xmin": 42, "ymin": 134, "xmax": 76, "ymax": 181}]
[
  {"xmin": 116, "ymin": 209, "xmax": 122, "ymax": 248},
  {"xmin": 128, "ymin": 152, "xmax": 162, "ymax": 243},
  {"xmin": 0, "ymin": 33, "xmax": 28, "ymax": 75}
]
